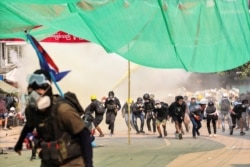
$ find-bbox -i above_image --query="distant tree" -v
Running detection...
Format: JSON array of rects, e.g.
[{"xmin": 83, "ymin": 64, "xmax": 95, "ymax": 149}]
[{"xmin": 218, "ymin": 61, "xmax": 250, "ymax": 79}]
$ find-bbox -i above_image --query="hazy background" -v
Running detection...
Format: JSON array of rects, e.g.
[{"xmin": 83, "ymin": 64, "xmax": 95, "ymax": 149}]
[{"xmin": 14, "ymin": 42, "xmax": 221, "ymax": 107}]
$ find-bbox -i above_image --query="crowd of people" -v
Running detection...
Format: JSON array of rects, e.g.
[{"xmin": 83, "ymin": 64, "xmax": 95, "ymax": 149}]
[
  {"xmin": 85, "ymin": 91, "xmax": 250, "ymax": 140},
  {"xmin": 0, "ymin": 93, "xmax": 21, "ymax": 130},
  {"xmin": 7, "ymin": 68, "xmax": 249, "ymax": 167}
]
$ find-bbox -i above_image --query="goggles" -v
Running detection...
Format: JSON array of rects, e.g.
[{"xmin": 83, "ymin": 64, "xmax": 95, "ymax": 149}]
[{"xmin": 27, "ymin": 74, "xmax": 51, "ymax": 86}]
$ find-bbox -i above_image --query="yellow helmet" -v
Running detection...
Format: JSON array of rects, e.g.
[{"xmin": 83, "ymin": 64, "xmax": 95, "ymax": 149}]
[
  {"xmin": 90, "ymin": 95, "xmax": 97, "ymax": 100},
  {"xmin": 197, "ymin": 94, "xmax": 203, "ymax": 101},
  {"xmin": 126, "ymin": 98, "xmax": 133, "ymax": 104}
]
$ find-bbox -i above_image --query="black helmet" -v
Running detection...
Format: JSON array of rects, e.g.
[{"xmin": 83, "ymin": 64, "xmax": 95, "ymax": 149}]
[
  {"xmin": 208, "ymin": 101, "xmax": 214, "ymax": 106},
  {"xmin": 108, "ymin": 91, "xmax": 114, "ymax": 97},
  {"xmin": 137, "ymin": 97, "xmax": 143, "ymax": 102},
  {"xmin": 143, "ymin": 93, "xmax": 150, "ymax": 100}
]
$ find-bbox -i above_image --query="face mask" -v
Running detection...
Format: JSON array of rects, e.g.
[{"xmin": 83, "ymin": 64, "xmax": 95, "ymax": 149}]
[
  {"xmin": 37, "ymin": 96, "xmax": 51, "ymax": 110},
  {"xmin": 154, "ymin": 103, "xmax": 161, "ymax": 109},
  {"xmin": 28, "ymin": 91, "xmax": 51, "ymax": 110}
]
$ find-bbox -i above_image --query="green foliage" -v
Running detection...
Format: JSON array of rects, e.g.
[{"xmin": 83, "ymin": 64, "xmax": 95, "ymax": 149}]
[{"xmin": 218, "ymin": 62, "xmax": 250, "ymax": 79}]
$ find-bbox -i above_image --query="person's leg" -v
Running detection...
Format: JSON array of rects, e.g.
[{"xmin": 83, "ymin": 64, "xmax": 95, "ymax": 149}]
[
  {"xmin": 241, "ymin": 112, "xmax": 247, "ymax": 130},
  {"xmin": 3, "ymin": 117, "xmax": 8, "ymax": 130},
  {"xmin": 133, "ymin": 115, "xmax": 140, "ymax": 134},
  {"xmin": 162, "ymin": 120, "xmax": 167, "ymax": 136},
  {"xmin": 139, "ymin": 114, "xmax": 145, "ymax": 133},
  {"xmin": 221, "ymin": 113, "xmax": 225, "ymax": 132},
  {"xmin": 230, "ymin": 114, "xmax": 236, "ymax": 135},
  {"xmin": 110, "ymin": 112, "xmax": 116, "ymax": 135},
  {"xmin": 196, "ymin": 121, "xmax": 202, "ymax": 135},
  {"xmin": 152, "ymin": 117, "xmax": 156, "ymax": 133},
  {"xmin": 146, "ymin": 114, "xmax": 152, "ymax": 132},
  {"xmin": 247, "ymin": 112, "xmax": 250, "ymax": 131},
  {"xmin": 239, "ymin": 117, "xmax": 245, "ymax": 135},
  {"xmin": 227, "ymin": 113, "xmax": 233, "ymax": 131},
  {"xmin": 207, "ymin": 118, "xmax": 212, "ymax": 136},
  {"xmin": 156, "ymin": 120, "xmax": 162, "ymax": 138},
  {"xmin": 124, "ymin": 113, "xmax": 129, "ymax": 129},
  {"xmin": 190, "ymin": 117, "xmax": 197, "ymax": 138},
  {"xmin": 217, "ymin": 111, "xmax": 221, "ymax": 129},
  {"xmin": 212, "ymin": 119, "xmax": 217, "ymax": 135}
]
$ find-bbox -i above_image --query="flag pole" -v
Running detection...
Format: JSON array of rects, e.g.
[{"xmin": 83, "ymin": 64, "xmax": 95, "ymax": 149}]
[{"xmin": 127, "ymin": 60, "xmax": 131, "ymax": 145}]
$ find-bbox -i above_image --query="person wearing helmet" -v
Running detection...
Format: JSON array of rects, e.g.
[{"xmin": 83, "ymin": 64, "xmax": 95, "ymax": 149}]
[
  {"xmin": 105, "ymin": 91, "xmax": 121, "ymax": 136},
  {"xmin": 121, "ymin": 98, "xmax": 135, "ymax": 132},
  {"xmin": 85, "ymin": 95, "xmax": 105, "ymax": 137},
  {"xmin": 131, "ymin": 97, "xmax": 145, "ymax": 134},
  {"xmin": 168, "ymin": 95, "xmax": 186, "ymax": 139},
  {"xmin": 189, "ymin": 100, "xmax": 205, "ymax": 139},
  {"xmin": 219, "ymin": 93, "xmax": 232, "ymax": 133},
  {"xmin": 143, "ymin": 93, "xmax": 156, "ymax": 134},
  {"xmin": 204, "ymin": 101, "xmax": 218, "ymax": 137},
  {"xmin": 153, "ymin": 100, "xmax": 169, "ymax": 138},
  {"xmin": 230, "ymin": 99, "xmax": 249, "ymax": 136}
]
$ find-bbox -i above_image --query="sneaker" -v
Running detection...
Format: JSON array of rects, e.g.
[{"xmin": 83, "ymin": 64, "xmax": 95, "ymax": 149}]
[
  {"xmin": 213, "ymin": 134, "xmax": 217, "ymax": 137},
  {"xmin": 30, "ymin": 156, "xmax": 36, "ymax": 161},
  {"xmin": 164, "ymin": 130, "xmax": 167, "ymax": 137},
  {"xmin": 157, "ymin": 135, "xmax": 162, "ymax": 138},
  {"xmin": 3, "ymin": 128, "xmax": 7, "ymax": 130},
  {"xmin": 240, "ymin": 131, "xmax": 246, "ymax": 136},
  {"xmin": 179, "ymin": 133, "xmax": 182, "ymax": 140},
  {"xmin": 136, "ymin": 132, "xmax": 140, "ymax": 134},
  {"xmin": 99, "ymin": 134, "xmax": 104, "ymax": 137},
  {"xmin": 193, "ymin": 136, "xmax": 196, "ymax": 139},
  {"xmin": 140, "ymin": 130, "xmax": 145, "ymax": 134},
  {"xmin": 209, "ymin": 134, "xmax": 212, "ymax": 137}
]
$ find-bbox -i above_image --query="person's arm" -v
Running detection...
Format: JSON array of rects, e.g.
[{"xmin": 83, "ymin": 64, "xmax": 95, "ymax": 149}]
[
  {"xmin": 14, "ymin": 124, "xmax": 34, "ymax": 155},
  {"xmin": 78, "ymin": 127, "xmax": 93, "ymax": 167}
]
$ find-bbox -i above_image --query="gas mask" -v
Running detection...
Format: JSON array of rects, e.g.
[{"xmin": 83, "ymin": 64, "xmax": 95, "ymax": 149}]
[
  {"xmin": 154, "ymin": 103, "xmax": 162, "ymax": 109},
  {"xmin": 137, "ymin": 103, "xmax": 143, "ymax": 107},
  {"xmin": 242, "ymin": 104, "xmax": 248, "ymax": 108},
  {"xmin": 28, "ymin": 90, "xmax": 51, "ymax": 110}
]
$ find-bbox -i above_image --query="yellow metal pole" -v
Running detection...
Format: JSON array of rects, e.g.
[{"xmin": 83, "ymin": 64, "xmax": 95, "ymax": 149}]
[{"xmin": 127, "ymin": 60, "xmax": 131, "ymax": 144}]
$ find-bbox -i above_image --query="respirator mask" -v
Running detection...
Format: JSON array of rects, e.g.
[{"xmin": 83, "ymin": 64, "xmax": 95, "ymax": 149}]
[
  {"xmin": 27, "ymin": 73, "xmax": 51, "ymax": 110},
  {"xmin": 28, "ymin": 90, "xmax": 51, "ymax": 110}
]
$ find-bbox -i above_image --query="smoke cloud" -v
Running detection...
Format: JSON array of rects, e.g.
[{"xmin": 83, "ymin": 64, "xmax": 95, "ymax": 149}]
[{"xmin": 16, "ymin": 42, "xmax": 221, "ymax": 107}]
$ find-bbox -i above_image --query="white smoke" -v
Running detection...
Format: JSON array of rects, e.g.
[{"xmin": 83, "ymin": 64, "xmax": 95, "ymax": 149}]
[{"xmin": 16, "ymin": 42, "xmax": 205, "ymax": 107}]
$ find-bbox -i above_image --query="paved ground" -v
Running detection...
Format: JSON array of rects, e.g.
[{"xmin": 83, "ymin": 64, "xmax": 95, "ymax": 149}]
[{"xmin": 0, "ymin": 113, "xmax": 250, "ymax": 167}]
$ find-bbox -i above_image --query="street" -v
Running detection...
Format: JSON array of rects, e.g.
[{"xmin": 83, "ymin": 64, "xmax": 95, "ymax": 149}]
[{"xmin": 1, "ymin": 114, "xmax": 250, "ymax": 167}]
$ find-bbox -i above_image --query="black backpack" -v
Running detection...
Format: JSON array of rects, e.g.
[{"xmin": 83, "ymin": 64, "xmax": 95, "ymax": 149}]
[
  {"xmin": 95, "ymin": 100, "xmax": 106, "ymax": 114},
  {"xmin": 55, "ymin": 91, "xmax": 85, "ymax": 116}
]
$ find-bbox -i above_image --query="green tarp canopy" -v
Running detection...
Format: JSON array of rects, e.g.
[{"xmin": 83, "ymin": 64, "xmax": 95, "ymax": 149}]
[{"xmin": 0, "ymin": 0, "xmax": 249, "ymax": 72}]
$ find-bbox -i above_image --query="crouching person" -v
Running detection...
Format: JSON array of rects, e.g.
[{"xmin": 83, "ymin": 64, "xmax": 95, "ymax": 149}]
[{"xmin": 14, "ymin": 69, "xmax": 93, "ymax": 167}]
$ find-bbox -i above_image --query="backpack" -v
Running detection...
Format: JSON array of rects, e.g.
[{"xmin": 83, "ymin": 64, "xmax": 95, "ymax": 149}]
[
  {"xmin": 54, "ymin": 91, "xmax": 85, "ymax": 117},
  {"xmin": 220, "ymin": 98, "xmax": 230, "ymax": 111},
  {"xmin": 95, "ymin": 100, "xmax": 106, "ymax": 114}
]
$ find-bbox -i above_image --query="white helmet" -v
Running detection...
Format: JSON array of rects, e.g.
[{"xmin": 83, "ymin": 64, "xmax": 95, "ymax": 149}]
[
  {"xmin": 10, "ymin": 107, "xmax": 15, "ymax": 111},
  {"xmin": 199, "ymin": 98, "xmax": 207, "ymax": 105},
  {"xmin": 222, "ymin": 93, "xmax": 228, "ymax": 97}
]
